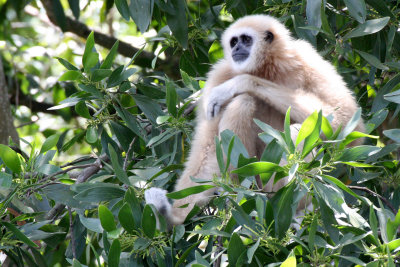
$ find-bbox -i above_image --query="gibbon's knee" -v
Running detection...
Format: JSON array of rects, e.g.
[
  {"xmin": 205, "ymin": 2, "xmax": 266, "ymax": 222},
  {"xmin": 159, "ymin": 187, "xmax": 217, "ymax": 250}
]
[{"xmin": 218, "ymin": 94, "xmax": 259, "ymax": 156}]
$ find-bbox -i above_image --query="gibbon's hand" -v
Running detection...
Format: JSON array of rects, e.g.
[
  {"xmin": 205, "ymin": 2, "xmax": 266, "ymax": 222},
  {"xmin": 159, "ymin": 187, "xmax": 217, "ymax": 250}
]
[{"xmin": 206, "ymin": 77, "xmax": 239, "ymax": 120}]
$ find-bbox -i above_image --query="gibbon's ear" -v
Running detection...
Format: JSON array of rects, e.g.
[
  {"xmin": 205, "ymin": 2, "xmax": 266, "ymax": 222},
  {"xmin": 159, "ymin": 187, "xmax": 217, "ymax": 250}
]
[{"xmin": 264, "ymin": 31, "xmax": 274, "ymax": 43}]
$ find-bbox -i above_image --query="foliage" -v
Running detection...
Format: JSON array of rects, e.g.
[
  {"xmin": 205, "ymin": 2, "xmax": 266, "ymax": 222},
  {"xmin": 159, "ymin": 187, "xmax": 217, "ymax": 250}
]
[{"xmin": 0, "ymin": 0, "xmax": 400, "ymax": 266}]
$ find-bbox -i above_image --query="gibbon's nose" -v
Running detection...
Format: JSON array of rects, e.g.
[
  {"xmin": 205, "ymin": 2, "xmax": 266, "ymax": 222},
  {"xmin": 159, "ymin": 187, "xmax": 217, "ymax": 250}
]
[{"xmin": 232, "ymin": 45, "xmax": 249, "ymax": 62}]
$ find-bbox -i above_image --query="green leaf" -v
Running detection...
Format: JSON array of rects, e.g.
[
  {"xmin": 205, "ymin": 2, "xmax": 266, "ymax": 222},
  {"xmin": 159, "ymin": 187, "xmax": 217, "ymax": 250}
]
[
  {"xmin": 82, "ymin": 32, "xmax": 99, "ymax": 72},
  {"xmin": 75, "ymin": 101, "xmax": 91, "ymax": 119},
  {"xmin": 0, "ymin": 172, "xmax": 12, "ymax": 188},
  {"xmin": 166, "ymin": 0, "xmax": 188, "ymax": 48},
  {"xmin": 322, "ymin": 175, "xmax": 365, "ymax": 202},
  {"xmin": 108, "ymin": 239, "xmax": 121, "ymax": 267},
  {"xmin": 356, "ymin": 50, "xmax": 388, "ymax": 70},
  {"xmin": 129, "ymin": 0, "xmax": 154, "ymax": 33},
  {"xmin": 166, "ymin": 185, "xmax": 215, "ymax": 199},
  {"xmin": 79, "ymin": 215, "xmax": 103, "ymax": 233},
  {"xmin": 384, "ymin": 89, "xmax": 400, "ymax": 104},
  {"xmin": 255, "ymin": 119, "xmax": 288, "ymax": 152},
  {"xmin": 232, "ymin": 162, "xmax": 283, "ymax": 176},
  {"xmin": 306, "ymin": 0, "xmax": 322, "ymax": 35},
  {"xmin": 118, "ymin": 203, "xmax": 135, "ymax": 233},
  {"xmin": 174, "ymin": 241, "xmax": 202, "ymax": 267},
  {"xmin": 142, "ymin": 204, "xmax": 156, "ymax": 238},
  {"xmin": 342, "ymin": 131, "xmax": 378, "ymax": 146},
  {"xmin": 343, "ymin": 17, "xmax": 390, "ymax": 40},
  {"xmin": 91, "ymin": 69, "xmax": 113, "ymax": 82},
  {"xmin": 281, "ymin": 250, "xmax": 296, "ymax": 267},
  {"xmin": 284, "ymin": 107, "xmax": 294, "ymax": 152},
  {"xmin": 86, "ymin": 125, "xmax": 98, "ymax": 144},
  {"xmin": 308, "ymin": 216, "xmax": 317, "ymax": 253},
  {"xmin": 124, "ymin": 188, "xmax": 142, "ymax": 229},
  {"xmin": 247, "ymin": 238, "xmax": 260, "ymax": 264},
  {"xmin": 40, "ymin": 134, "xmax": 60, "ymax": 154},
  {"xmin": 208, "ymin": 41, "xmax": 224, "ymax": 64},
  {"xmin": 2, "ymin": 222, "xmax": 38, "ymax": 247},
  {"xmin": 133, "ymin": 94, "xmax": 164, "ymax": 124},
  {"xmin": 215, "ymin": 136, "xmax": 225, "ymax": 173},
  {"xmin": 275, "ymin": 183, "xmax": 295, "ymax": 238},
  {"xmin": 98, "ymin": 205, "xmax": 117, "ymax": 232},
  {"xmin": 108, "ymin": 144, "xmax": 131, "ymax": 185},
  {"xmin": 115, "ymin": 0, "xmax": 130, "ymax": 20},
  {"xmin": 302, "ymin": 111, "xmax": 322, "ymax": 158},
  {"xmin": 78, "ymin": 84, "xmax": 103, "ymax": 99},
  {"xmin": 228, "ymin": 233, "xmax": 245, "ymax": 266},
  {"xmin": 100, "ymin": 40, "xmax": 119, "ymax": 69},
  {"xmin": 74, "ymin": 185, "xmax": 125, "ymax": 202},
  {"xmin": 72, "ymin": 259, "xmax": 83, "ymax": 267},
  {"xmin": 372, "ymin": 74, "xmax": 400, "ymax": 112},
  {"xmin": 344, "ymin": 0, "xmax": 366, "ymax": 23},
  {"xmin": 59, "ymin": 70, "xmax": 82, "ymax": 81},
  {"xmin": 56, "ymin": 57, "xmax": 79, "ymax": 70},
  {"xmin": 339, "ymin": 145, "xmax": 380, "ymax": 161},
  {"xmin": 296, "ymin": 111, "xmax": 318, "ymax": 147},
  {"xmin": 340, "ymin": 108, "xmax": 362, "ymax": 138},
  {"xmin": 383, "ymin": 129, "xmax": 400, "ymax": 143},
  {"xmin": 166, "ymin": 81, "xmax": 178, "ymax": 117},
  {"xmin": 0, "ymin": 144, "xmax": 22, "ymax": 173}
]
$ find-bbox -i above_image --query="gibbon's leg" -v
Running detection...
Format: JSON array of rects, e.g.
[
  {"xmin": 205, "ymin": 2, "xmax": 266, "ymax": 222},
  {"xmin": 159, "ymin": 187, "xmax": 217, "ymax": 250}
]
[
  {"xmin": 169, "ymin": 94, "xmax": 261, "ymax": 225},
  {"xmin": 146, "ymin": 94, "xmax": 262, "ymax": 226}
]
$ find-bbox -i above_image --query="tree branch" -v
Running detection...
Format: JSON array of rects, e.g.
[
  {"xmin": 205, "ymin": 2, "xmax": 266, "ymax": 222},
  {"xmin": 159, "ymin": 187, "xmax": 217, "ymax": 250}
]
[
  {"xmin": 348, "ymin": 185, "xmax": 397, "ymax": 214},
  {"xmin": 39, "ymin": 0, "xmax": 178, "ymax": 75}
]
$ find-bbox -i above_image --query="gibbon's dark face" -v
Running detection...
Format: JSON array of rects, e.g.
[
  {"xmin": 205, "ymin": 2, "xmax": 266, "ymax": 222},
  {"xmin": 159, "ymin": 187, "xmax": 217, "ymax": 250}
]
[
  {"xmin": 230, "ymin": 31, "xmax": 274, "ymax": 63},
  {"xmin": 230, "ymin": 34, "xmax": 253, "ymax": 62}
]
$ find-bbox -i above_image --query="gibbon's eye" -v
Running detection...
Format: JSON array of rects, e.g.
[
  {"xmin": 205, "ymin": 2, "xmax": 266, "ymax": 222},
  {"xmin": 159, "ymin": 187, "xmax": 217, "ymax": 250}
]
[
  {"xmin": 240, "ymin": 34, "xmax": 253, "ymax": 46},
  {"xmin": 264, "ymin": 31, "xmax": 274, "ymax": 42},
  {"xmin": 230, "ymin": 37, "xmax": 238, "ymax": 48}
]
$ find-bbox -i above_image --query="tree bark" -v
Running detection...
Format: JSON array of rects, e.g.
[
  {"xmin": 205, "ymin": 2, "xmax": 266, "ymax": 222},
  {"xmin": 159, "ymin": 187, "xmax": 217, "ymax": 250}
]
[{"xmin": 0, "ymin": 57, "xmax": 19, "ymax": 145}]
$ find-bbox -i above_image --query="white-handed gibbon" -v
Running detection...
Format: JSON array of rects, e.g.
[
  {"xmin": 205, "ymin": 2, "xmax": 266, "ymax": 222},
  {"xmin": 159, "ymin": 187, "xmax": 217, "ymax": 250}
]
[{"xmin": 145, "ymin": 15, "xmax": 365, "ymax": 226}]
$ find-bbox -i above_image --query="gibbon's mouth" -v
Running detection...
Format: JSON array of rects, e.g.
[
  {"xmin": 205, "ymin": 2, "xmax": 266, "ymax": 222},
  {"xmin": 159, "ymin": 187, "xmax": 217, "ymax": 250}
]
[{"xmin": 232, "ymin": 52, "xmax": 249, "ymax": 62}]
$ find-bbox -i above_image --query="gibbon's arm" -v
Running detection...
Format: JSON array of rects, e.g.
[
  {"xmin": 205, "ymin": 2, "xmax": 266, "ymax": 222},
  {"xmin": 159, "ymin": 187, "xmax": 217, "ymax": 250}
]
[{"xmin": 204, "ymin": 74, "xmax": 362, "ymax": 132}]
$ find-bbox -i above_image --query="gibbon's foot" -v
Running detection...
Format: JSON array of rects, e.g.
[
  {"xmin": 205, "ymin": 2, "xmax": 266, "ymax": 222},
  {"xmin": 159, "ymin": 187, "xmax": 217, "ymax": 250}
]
[{"xmin": 144, "ymin": 187, "xmax": 172, "ymax": 218}]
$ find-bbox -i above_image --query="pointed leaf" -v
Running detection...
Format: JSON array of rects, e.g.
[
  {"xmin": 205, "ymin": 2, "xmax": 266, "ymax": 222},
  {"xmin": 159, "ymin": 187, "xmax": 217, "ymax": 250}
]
[
  {"xmin": 98, "ymin": 205, "xmax": 116, "ymax": 232},
  {"xmin": 343, "ymin": 17, "xmax": 390, "ymax": 40},
  {"xmin": 166, "ymin": 185, "xmax": 215, "ymax": 199},
  {"xmin": 142, "ymin": 204, "xmax": 156, "ymax": 238},
  {"xmin": 0, "ymin": 144, "xmax": 21, "ymax": 174}
]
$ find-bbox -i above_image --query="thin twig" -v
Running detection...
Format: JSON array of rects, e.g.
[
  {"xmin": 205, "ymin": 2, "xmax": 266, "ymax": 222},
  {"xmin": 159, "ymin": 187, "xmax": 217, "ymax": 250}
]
[
  {"xmin": 348, "ymin": 185, "xmax": 397, "ymax": 214},
  {"xmin": 123, "ymin": 137, "xmax": 137, "ymax": 171},
  {"xmin": 45, "ymin": 154, "xmax": 108, "ymax": 221},
  {"xmin": 213, "ymin": 236, "xmax": 223, "ymax": 267},
  {"xmin": 68, "ymin": 207, "xmax": 77, "ymax": 259},
  {"xmin": 41, "ymin": 162, "xmax": 100, "ymax": 182},
  {"xmin": 60, "ymin": 156, "xmax": 95, "ymax": 168}
]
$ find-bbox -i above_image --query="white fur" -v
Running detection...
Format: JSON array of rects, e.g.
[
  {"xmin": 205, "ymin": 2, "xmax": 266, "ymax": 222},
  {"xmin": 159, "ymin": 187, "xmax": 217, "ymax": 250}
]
[{"xmin": 145, "ymin": 14, "xmax": 365, "ymax": 227}]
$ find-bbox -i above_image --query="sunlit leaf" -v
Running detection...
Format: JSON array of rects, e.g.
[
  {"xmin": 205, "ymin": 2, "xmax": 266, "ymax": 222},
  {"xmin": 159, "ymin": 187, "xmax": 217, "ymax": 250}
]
[{"xmin": 0, "ymin": 144, "xmax": 21, "ymax": 173}]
